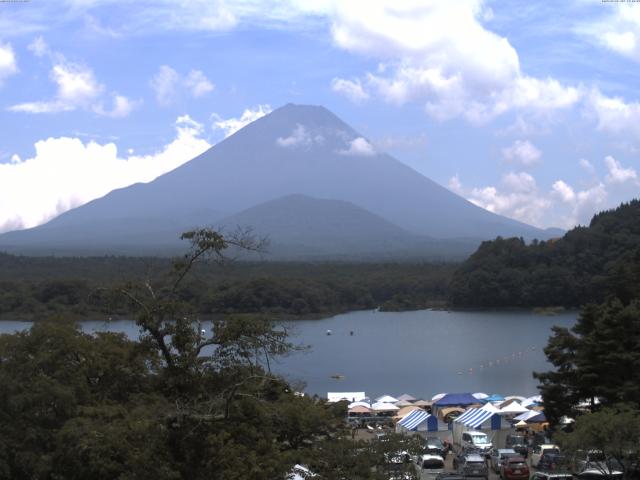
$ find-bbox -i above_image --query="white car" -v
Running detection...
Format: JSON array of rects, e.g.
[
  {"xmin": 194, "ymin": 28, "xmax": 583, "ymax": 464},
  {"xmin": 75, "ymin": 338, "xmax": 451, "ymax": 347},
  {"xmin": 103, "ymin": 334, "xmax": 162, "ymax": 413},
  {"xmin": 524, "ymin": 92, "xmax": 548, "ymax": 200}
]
[
  {"xmin": 531, "ymin": 445, "xmax": 560, "ymax": 468},
  {"xmin": 415, "ymin": 453, "xmax": 445, "ymax": 479}
]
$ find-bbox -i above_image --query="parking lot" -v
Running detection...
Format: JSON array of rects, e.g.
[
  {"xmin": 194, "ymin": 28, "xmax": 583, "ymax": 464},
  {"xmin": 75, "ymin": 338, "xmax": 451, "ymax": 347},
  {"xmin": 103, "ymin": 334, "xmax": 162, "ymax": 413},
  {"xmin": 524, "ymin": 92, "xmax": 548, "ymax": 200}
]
[{"xmin": 418, "ymin": 451, "xmax": 527, "ymax": 480}]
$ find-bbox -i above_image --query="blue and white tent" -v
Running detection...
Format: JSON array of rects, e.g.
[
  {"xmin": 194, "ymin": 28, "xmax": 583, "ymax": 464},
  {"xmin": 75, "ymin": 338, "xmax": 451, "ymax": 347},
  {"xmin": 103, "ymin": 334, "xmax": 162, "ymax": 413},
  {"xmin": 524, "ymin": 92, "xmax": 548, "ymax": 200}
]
[
  {"xmin": 454, "ymin": 402, "xmax": 509, "ymax": 430},
  {"xmin": 396, "ymin": 409, "xmax": 439, "ymax": 432}
]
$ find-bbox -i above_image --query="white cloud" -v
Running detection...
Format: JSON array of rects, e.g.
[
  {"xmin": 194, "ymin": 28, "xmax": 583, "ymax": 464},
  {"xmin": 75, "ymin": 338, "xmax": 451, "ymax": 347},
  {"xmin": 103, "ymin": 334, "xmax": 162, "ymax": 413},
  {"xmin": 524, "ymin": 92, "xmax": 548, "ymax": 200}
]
[
  {"xmin": 212, "ymin": 104, "xmax": 272, "ymax": 138},
  {"xmin": 551, "ymin": 180, "xmax": 575, "ymax": 203},
  {"xmin": 331, "ymin": 77, "xmax": 369, "ymax": 103},
  {"xmin": 8, "ymin": 51, "xmax": 136, "ymax": 117},
  {"xmin": 93, "ymin": 93, "xmax": 139, "ymax": 118},
  {"xmin": 150, "ymin": 65, "xmax": 214, "ymax": 105},
  {"xmin": 27, "ymin": 36, "xmax": 49, "ymax": 57},
  {"xmin": 0, "ymin": 41, "xmax": 18, "ymax": 85},
  {"xmin": 584, "ymin": 4, "xmax": 640, "ymax": 62},
  {"xmin": 452, "ymin": 170, "xmax": 610, "ymax": 229},
  {"xmin": 0, "ymin": 115, "xmax": 210, "ymax": 233},
  {"xmin": 277, "ymin": 124, "xmax": 315, "ymax": 148},
  {"xmin": 588, "ymin": 88, "xmax": 640, "ymax": 139},
  {"xmin": 448, "ymin": 174, "xmax": 463, "ymax": 194},
  {"xmin": 451, "ymin": 171, "xmax": 579, "ymax": 228},
  {"xmin": 604, "ymin": 155, "xmax": 638, "ymax": 184},
  {"xmin": 502, "ymin": 171, "xmax": 537, "ymax": 193},
  {"xmin": 579, "ymin": 158, "xmax": 595, "ymax": 174},
  {"xmin": 502, "ymin": 139, "xmax": 541, "ymax": 167},
  {"xmin": 339, "ymin": 137, "xmax": 376, "ymax": 156},
  {"xmin": 150, "ymin": 65, "xmax": 179, "ymax": 106},
  {"xmin": 327, "ymin": 1, "xmax": 580, "ymax": 122},
  {"xmin": 185, "ymin": 69, "xmax": 214, "ymax": 97},
  {"xmin": 9, "ymin": 61, "xmax": 103, "ymax": 113}
]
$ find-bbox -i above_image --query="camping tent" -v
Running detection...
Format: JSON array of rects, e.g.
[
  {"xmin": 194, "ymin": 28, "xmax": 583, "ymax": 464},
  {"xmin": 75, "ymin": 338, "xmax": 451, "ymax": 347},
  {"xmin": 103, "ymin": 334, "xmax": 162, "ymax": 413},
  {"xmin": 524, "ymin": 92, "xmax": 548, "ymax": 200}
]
[
  {"xmin": 438, "ymin": 407, "xmax": 465, "ymax": 422},
  {"xmin": 376, "ymin": 395, "xmax": 399, "ymax": 403},
  {"xmin": 371, "ymin": 402, "xmax": 400, "ymax": 412},
  {"xmin": 499, "ymin": 402, "xmax": 529, "ymax": 415},
  {"xmin": 396, "ymin": 409, "xmax": 440, "ymax": 432},
  {"xmin": 397, "ymin": 393, "xmax": 417, "ymax": 402},
  {"xmin": 527, "ymin": 412, "xmax": 547, "ymax": 423},
  {"xmin": 514, "ymin": 410, "xmax": 540, "ymax": 422},
  {"xmin": 394, "ymin": 406, "xmax": 423, "ymax": 420},
  {"xmin": 433, "ymin": 393, "xmax": 479, "ymax": 407},
  {"xmin": 328, "ymin": 392, "xmax": 365, "ymax": 403},
  {"xmin": 484, "ymin": 394, "xmax": 505, "ymax": 403}
]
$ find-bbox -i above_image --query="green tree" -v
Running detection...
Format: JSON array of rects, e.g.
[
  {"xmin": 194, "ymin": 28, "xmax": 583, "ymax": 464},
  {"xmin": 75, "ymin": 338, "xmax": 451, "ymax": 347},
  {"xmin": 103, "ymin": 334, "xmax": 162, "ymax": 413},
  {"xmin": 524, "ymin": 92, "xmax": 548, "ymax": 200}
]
[
  {"xmin": 555, "ymin": 407, "xmax": 640, "ymax": 479},
  {"xmin": 535, "ymin": 298, "xmax": 640, "ymax": 425}
]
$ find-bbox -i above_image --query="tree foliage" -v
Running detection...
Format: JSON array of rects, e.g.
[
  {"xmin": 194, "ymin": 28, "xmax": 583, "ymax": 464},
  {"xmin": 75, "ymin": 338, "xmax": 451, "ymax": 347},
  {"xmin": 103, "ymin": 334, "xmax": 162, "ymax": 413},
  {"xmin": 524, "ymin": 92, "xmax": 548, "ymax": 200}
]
[
  {"xmin": 534, "ymin": 298, "xmax": 640, "ymax": 425},
  {"xmin": 555, "ymin": 407, "xmax": 640, "ymax": 479},
  {"xmin": 449, "ymin": 200, "xmax": 640, "ymax": 307},
  {"xmin": 0, "ymin": 228, "xmax": 423, "ymax": 478}
]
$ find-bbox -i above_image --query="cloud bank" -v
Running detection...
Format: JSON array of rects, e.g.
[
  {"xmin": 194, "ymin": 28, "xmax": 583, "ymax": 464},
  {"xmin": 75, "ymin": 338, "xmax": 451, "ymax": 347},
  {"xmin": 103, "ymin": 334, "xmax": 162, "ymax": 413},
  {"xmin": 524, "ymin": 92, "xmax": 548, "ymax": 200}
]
[{"xmin": 0, "ymin": 116, "xmax": 210, "ymax": 233}]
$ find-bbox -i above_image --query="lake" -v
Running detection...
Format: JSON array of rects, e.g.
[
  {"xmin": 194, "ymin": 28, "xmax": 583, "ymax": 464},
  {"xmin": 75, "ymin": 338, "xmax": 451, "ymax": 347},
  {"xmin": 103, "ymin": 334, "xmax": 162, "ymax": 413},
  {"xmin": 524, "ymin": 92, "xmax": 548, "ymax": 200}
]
[{"xmin": 0, "ymin": 309, "xmax": 576, "ymax": 400}]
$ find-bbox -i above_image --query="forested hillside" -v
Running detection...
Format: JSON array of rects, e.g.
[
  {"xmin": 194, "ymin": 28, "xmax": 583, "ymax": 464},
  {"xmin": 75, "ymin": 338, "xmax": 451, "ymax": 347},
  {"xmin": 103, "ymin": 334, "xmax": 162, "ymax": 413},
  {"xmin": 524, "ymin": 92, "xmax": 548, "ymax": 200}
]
[
  {"xmin": 449, "ymin": 200, "xmax": 640, "ymax": 307},
  {"xmin": 0, "ymin": 255, "xmax": 454, "ymax": 320}
]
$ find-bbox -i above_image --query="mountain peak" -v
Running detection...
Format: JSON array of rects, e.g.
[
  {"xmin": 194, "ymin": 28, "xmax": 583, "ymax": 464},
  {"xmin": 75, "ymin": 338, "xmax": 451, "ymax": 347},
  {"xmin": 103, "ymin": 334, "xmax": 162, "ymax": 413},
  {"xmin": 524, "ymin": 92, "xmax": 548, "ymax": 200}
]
[{"xmin": 0, "ymin": 103, "xmax": 554, "ymax": 257}]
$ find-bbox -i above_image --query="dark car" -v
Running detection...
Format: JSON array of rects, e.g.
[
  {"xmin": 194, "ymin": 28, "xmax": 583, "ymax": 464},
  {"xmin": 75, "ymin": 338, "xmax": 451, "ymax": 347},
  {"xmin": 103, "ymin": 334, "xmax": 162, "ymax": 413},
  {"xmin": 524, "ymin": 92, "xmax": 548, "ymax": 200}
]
[
  {"xmin": 506, "ymin": 434, "xmax": 529, "ymax": 457},
  {"xmin": 457, "ymin": 453, "xmax": 488, "ymax": 479},
  {"xmin": 538, "ymin": 453, "xmax": 568, "ymax": 472},
  {"xmin": 500, "ymin": 456, "xmax": 529, "ymax": 480}
]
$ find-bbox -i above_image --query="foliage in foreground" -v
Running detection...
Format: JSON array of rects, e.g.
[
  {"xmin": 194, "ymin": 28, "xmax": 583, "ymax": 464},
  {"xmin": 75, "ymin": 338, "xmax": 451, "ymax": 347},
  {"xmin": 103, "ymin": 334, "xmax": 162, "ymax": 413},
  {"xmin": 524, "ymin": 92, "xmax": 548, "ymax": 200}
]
[
  {"xmin": 0, "ymin": 229, "xmax": 424, "ymax": 479},
  {"xmin": 534, "ymin": 297, "xmax": 640, "ymax": 426},
  {"xmin": 555, "ymin": 407, "xmax": 640, "ymax": 479}
]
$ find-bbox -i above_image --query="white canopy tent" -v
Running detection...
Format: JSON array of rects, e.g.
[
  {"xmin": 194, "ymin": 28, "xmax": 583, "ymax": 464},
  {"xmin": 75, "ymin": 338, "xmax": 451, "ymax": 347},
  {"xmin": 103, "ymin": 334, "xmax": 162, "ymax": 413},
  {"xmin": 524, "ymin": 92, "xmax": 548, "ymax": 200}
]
[
  {"xmin": 376, "ymin": 395, "xmax": 399, "ymax": 403},
  {"xmin": 499, "ymin": 402, "xmax": 529, "ymax": 415},
  {"xmin": 327, "ymin": 392, "xmax": 366, "ymax": 403},
  {"xmin": 371, "ymin": 402, "xmax": 400, "ymax": 412}
]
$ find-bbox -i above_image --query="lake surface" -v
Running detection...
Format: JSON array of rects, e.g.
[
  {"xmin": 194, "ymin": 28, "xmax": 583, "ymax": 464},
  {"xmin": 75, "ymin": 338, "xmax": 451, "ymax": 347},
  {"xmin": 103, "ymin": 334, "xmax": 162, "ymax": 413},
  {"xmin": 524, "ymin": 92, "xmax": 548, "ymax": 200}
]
[{"xmin": 0, "ymin": 309, "xmax": 576, "ymax": 400}]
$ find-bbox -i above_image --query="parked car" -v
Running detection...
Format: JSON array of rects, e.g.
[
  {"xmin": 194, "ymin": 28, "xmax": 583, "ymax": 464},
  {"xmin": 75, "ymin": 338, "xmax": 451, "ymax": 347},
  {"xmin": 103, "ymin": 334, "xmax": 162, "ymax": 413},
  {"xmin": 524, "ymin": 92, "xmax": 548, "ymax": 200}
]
[
  {"xmin": 461, "ymin": 431, "xmax": 493, "ymax": 455},
  {"xmin": 425, "ymin": 437, "xmax": 447, "ymax": 457},
  {"xmin": 573, "ymin": 451, "xmax": 624, "ymax": 480},
  {"xmin": 506, "ymin": 434, "xmax": 529, "ymax": 457},
  {"xmin": 531, "ymin": 445, "xmax": 560, "ymax": 468},
  {"xmin": 531, "ymin": 433, "xmax": 553, "ymax": 449},
  {"xmin": 490, "ymin": 449, "xmax": 518, "ymax": 473},
  {"xmin": 415, "ymin": 454, "xmax": 445, "ymax": 480},
  {"xmin": 385, "ymin": 451, "xmax": 416, "ymax": 480},
  {"xmin": 457, "ymin": 453, "xmax": 488, "ymax": 479},
  {"xmin": 538, "ymin": 453, "xmax": 568, "ymax": 472},
  {"xmin": 500, "ymin": 456, "xmax": 529, "ymax": 480},
  {"xmin": 531, "ymin": 471, "xmax": 573, "ymax": 480}
]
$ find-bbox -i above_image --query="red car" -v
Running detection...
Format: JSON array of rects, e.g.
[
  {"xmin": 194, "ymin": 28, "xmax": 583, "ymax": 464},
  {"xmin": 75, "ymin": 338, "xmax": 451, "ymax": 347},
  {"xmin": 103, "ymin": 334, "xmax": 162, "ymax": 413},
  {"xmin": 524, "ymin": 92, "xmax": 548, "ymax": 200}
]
[{"xmin": 500, "ymin": 456, "xmax": 529, "ymax": 480}]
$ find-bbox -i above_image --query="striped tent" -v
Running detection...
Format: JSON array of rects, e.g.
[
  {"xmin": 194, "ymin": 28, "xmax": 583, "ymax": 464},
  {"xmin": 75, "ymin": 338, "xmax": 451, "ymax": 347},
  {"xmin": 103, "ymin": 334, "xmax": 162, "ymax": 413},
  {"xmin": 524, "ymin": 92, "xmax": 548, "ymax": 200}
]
[
  {"xmin": 396, "ymin": 409, "xmax": 438, "ymax": 432},
  {"xmin": 455, "ymin": 408, "xmax": 501, "ymax": 429}
]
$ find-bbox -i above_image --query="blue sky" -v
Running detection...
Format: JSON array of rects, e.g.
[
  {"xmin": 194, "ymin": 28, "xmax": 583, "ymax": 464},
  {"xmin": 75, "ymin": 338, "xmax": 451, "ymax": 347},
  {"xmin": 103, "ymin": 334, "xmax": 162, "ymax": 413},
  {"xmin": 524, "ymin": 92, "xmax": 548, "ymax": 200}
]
[{"xmin": 1, "ymin": 0, "xmax": 639, "ymax": 233}]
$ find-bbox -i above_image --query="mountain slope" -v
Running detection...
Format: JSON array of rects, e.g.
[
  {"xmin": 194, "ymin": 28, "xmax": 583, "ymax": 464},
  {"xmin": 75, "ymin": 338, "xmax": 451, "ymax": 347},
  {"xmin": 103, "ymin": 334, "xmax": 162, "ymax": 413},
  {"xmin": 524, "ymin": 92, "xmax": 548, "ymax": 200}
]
[
  {"xmin": 0, "ymin": 103, "xmax": 555, "ymax": 257},
  {"xmin": 215, "ymin": 194, "xmax": 477, "ymax": 259}
]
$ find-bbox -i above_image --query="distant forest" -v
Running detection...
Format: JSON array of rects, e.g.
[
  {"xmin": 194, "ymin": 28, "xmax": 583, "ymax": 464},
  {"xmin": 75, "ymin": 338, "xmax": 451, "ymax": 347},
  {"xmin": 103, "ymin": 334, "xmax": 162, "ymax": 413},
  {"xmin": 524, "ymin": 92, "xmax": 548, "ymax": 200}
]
[
  {"xmin": 0, "ymin": 255, "xmax": 454, "ymax": 320},
  {"xmin": 2, "ymin": 199, "xmax": 639, "ymax": 320},
  {"xmin": 449, "ymin": 200, "xmax": 640, "ymax": 308}
]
